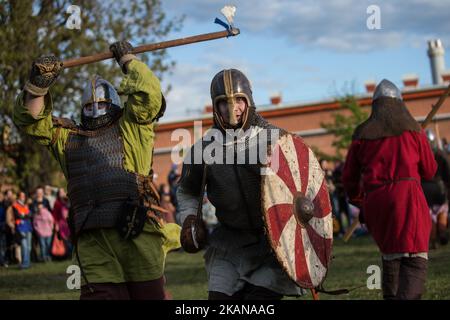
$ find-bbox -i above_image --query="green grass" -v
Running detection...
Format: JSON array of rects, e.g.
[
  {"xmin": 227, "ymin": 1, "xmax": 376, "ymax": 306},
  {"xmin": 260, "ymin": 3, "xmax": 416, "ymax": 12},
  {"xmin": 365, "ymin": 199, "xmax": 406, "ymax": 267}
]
[
  {"xmin": 1, "ymin": 236, "xmax": 449, "ymax": 300},
  {"xmin": 319, "ymin": 237, "xmax": 450, "ymax": 300}
]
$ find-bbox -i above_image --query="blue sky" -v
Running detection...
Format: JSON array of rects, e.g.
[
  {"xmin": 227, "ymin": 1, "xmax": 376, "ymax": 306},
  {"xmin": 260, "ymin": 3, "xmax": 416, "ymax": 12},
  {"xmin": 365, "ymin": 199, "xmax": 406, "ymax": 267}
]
[{"xmin": 158, "ymin": 0, "xmax": 450, "ymax": 120}]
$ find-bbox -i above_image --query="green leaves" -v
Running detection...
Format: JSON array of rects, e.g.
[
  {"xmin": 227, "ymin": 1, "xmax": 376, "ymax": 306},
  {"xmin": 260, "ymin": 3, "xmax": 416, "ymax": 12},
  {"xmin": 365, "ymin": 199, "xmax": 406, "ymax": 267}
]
[{"xmin": 320, "ymin": 95, "xmax": 369, "ymax": 160}]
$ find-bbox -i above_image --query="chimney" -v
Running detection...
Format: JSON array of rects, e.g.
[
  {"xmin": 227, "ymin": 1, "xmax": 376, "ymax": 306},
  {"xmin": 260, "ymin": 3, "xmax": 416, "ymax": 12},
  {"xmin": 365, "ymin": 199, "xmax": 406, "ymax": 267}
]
[
  {"xmin": 364, "ymin": 80, "xmax": 376, "ymax": 94},
  {"xmin": 427, "ymin": 39, "xmax": 446, "ymax": 85},
  {"xmin": 402, "ymin": 74, "xmax": 419, "ymax": 89},
  {"xmin": 270, "ymin": 92, "xmax": 282, "ymax": 105},
  {"xmin": 442, "ymin": 71, "xmax": 450, "ymax": 85}
]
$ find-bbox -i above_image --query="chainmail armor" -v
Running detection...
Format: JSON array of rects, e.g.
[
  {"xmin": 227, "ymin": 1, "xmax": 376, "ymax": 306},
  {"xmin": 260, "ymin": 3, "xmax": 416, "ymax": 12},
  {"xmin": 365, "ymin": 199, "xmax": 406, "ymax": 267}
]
[
  {"xmin": 66, "ymin": 119, "xmax": 148, "ymax": 233},
  {"xmin": 179, "ymin": 112, "xmax": 287, "ymax": 233}
]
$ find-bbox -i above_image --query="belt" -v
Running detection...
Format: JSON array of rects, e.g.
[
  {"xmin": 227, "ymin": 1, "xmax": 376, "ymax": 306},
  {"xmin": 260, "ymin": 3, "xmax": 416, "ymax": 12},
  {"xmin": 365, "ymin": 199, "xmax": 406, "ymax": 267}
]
[{"xmin": 366, "ymin": 177, "xmax": 417, "ymax": 193}]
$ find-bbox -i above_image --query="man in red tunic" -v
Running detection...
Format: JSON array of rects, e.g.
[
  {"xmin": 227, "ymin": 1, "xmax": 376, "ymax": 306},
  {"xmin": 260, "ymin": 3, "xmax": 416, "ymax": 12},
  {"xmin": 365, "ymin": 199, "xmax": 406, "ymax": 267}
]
[{"xmin": 342, "ymin": 79, "xmax": 437, "ymax": 300}]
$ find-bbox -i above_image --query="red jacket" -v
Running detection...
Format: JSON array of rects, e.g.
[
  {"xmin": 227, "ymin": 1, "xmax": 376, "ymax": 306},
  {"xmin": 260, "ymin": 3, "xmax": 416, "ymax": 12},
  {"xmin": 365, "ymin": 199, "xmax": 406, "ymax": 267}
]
[{"xmin": 342, "ymin": 130, "xmax": 437, "ymax": 254}]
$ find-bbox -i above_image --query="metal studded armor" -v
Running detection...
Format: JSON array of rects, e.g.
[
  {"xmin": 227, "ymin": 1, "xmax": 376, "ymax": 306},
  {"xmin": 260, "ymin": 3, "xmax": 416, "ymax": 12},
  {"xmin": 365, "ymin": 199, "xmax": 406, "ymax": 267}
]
[{"xmin": 65, "ymin": 120, "xmax": 154, "ymax": 234}]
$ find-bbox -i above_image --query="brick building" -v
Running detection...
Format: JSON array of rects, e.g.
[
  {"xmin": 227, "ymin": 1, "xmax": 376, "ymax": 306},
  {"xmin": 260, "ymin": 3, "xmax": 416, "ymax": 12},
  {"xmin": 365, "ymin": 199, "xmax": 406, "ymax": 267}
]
[
  {"xmin": 152, "ymin": 39, "xmax": 450, "ymax": 185},
  {"xmin": 152, "ymin": 81, "xmax": 450, "ymax": 185}
]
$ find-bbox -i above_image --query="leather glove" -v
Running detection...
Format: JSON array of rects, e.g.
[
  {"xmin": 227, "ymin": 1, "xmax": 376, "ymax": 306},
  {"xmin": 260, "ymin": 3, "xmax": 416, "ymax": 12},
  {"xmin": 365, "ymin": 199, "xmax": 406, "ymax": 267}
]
[
  {"xmin": 180, "ymin": 215, "xmax": 207, "ymax": 253},
  {"xmin": 109, "ymin": 41, "xmax": 137, "ymax": 74},
  {"xmin": 24, "ymin": 55, "xmax": 63, "ymax": 96}
]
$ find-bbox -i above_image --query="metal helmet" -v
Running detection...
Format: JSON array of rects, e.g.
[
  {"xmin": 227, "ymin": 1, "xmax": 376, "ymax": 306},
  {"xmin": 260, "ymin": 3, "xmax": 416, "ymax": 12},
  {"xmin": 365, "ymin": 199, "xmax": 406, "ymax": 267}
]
[
  {"xmin": 81, "ymin": 76, "xmax": 122, "ymax": 130},
  {"xmin": 373, "ymin": 79, "xmax": 403, "ymax": 101},
  {"xmin": 353, "ymin": 78, "xmax": 421, "ymax": 140},
  {"xmin": 210, "ymin": 69, "xmax": 255, "ymax": 131}
]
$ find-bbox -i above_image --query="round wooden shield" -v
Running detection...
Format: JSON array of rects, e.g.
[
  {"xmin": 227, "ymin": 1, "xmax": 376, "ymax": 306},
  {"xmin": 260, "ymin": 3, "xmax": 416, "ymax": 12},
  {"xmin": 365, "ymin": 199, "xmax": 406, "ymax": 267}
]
[{"xmin": 261, "ymin": 133, "xmax": 333, "ymax": 288}]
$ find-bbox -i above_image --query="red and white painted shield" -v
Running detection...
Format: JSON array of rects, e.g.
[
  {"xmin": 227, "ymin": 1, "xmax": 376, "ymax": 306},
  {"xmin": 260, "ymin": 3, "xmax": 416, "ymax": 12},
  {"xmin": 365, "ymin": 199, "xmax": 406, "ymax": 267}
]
[{"xmin": 261, "ymin": 133, "xmax": 333, "ymax": 288}]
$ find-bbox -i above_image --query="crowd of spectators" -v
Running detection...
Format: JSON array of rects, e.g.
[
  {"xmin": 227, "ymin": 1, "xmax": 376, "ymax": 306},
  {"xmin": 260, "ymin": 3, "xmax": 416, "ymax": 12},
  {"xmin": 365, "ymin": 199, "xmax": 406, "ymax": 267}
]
[{"xmin": 0, "ymin": 186, "xmax": 71, "ymax": 269}]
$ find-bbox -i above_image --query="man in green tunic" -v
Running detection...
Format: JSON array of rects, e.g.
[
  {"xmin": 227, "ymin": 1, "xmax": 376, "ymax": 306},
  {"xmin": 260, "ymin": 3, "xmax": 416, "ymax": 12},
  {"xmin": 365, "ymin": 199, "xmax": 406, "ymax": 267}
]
[{"xmin": 13, "ymin": 41, "xmax": 180, "ymax": 299}]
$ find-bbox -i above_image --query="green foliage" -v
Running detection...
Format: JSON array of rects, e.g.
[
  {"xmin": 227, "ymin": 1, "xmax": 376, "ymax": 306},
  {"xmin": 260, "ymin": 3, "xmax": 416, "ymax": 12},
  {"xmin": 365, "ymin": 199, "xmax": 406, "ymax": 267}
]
[
  {"xmin": 320, "ymin": 95, "xmax": 369, "ymax": 160},
  {"xmin": 0, "ymin": 0, "xmax": 183, "ymax": 191}
]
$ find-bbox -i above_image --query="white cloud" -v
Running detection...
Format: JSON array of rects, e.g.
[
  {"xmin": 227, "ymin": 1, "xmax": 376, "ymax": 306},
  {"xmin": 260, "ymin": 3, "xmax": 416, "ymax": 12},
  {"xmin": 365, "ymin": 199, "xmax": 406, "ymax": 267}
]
[
  {"xmin": 159, "ymin": 0, "xmax": 450, "ymax": 119},
  {"xmin": 161, "ymin": 49, "xmax": 252, "ymax": 118},
  {"xmin": 161, "ymin": 63, "xmax": 211, "ymax": 119},
  {"xmin": 164, "ymin": 0, "xmax": 450, "ymax": 52},
  {"xmin": 161, "ymin": 46, "xmax": 289, "ymax": 119}
]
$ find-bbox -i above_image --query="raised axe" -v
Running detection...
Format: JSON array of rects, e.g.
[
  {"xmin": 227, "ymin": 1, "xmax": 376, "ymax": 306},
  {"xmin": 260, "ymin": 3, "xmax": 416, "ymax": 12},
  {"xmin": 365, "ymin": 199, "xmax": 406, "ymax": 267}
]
[{"xmin": 62, "ymin": 5, "xmax": 240, "ymax": 68}]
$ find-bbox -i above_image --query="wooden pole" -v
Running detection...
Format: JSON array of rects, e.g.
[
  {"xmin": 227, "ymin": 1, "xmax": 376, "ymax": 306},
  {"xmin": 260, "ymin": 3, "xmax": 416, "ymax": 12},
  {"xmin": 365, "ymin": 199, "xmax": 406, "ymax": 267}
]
[
  {"xmin": 311, "ymin": 288, "xmax": 320, "ymax": 300},
  {"xmin": 62, "ymin": 28, "xmax": 240, "ymax": 68},
  {"xmin": 343, "ymin": 219, "xmax": 359, "ymax": 242},
  {"xmin": 421, "ymin": 83, "xmax": 450, "ymax": 129}
]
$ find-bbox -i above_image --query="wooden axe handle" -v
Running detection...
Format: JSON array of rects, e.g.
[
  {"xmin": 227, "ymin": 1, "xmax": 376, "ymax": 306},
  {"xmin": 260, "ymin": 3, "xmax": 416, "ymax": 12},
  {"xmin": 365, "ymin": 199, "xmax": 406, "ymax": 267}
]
[
  {"xmin": 62, "ymin": 28, "xmax": 240, "ymax": 68},
  {"xmin": 311, "ymin": 288, "xmax": 320, "ymax": 300}
]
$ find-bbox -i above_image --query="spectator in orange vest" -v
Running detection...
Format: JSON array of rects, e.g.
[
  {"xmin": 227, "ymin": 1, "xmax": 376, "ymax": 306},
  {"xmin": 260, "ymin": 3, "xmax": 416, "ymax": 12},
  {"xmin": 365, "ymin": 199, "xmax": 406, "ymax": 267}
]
[{"xmin": 12, "ymin": 192, "xmax": 33, "ymax": 269}]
